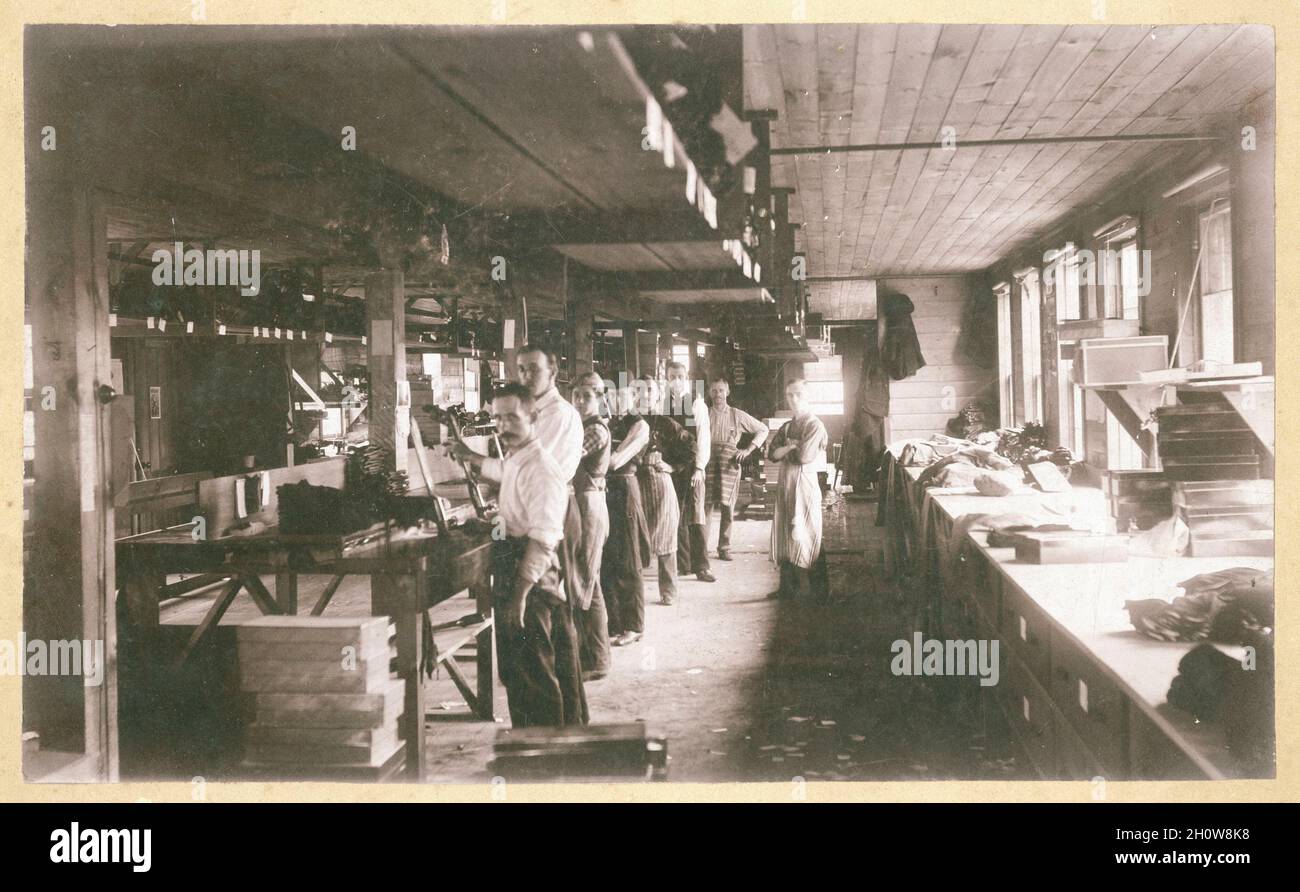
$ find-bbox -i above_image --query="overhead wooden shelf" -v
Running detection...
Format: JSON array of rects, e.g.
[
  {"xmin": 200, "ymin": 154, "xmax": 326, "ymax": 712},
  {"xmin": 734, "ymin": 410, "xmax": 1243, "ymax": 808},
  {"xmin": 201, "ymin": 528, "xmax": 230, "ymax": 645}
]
[{"xmin": 108, "ymin": 316, "xmax": 364, "ymax": 344}]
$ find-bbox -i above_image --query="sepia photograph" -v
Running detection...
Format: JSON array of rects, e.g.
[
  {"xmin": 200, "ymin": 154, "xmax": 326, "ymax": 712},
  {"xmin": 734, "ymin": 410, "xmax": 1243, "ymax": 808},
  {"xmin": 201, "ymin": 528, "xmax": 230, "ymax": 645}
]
[{"xmin": 5, "ymin": 3, "xmax": 1288, "ymax": 847}]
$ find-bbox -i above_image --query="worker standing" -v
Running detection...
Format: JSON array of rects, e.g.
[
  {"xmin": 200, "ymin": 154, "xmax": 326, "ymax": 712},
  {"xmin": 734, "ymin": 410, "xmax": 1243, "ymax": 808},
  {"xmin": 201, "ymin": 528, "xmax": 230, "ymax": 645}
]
[
  {"xmin": 767, "ymin": 379, "xmax": 828, "ymax": 600},
  {"xmin": 454, "ymin": 384, "xmax": 585, "ymax": 726},
  {"xmin": 704, "ymin": 379, "xmax": 768, "ymax": 561},
  {"xmin": 570, "ymin": 372, "xmax": 611, "ymax": 680},
  {"xmin": 603, "ymin": 383, "xmax": 653, "ymax": 647},
  {"xmin": 665, "ymin": 361, "xmax": 714, "ymax": 582}
]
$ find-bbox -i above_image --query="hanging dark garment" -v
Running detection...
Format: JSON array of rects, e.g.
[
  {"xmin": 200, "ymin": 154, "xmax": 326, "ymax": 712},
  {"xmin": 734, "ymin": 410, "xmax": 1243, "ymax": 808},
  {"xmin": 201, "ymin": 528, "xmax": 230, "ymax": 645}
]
[
  {"xmin": 881, "ymin": 291, "xmax": 926, "ymax": 380},
  {"xmin": 843, "ymin": 327, "xmax": 891, "ymax": 490},
  {"xmin": 842, "ymin": 353, "xmax": 894, "ymax": 488}
]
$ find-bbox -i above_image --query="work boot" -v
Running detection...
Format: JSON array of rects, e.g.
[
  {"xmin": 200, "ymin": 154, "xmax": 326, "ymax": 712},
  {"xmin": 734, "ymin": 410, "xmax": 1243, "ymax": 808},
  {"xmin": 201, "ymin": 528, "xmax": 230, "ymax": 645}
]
[
  {"xmin": 717, "ymin": 549, "xmax": 733, "ymax": 561},
  {"xmin": 790, "ymin": 565, "xmax": 812, "ymax": 600},
  {"xmin": 696, "ymin": 570, "xmax": 717, "ymax": 582},
  {"xmin": 767, "ymin": 561, "xmax": 792, "ymax": 599}
]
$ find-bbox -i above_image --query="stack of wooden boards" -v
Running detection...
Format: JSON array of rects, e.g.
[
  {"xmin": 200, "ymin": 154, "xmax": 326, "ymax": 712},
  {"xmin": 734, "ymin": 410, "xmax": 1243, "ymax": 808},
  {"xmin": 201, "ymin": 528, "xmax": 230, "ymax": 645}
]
[
  {"xmin": 237, "ymin": 616, "xmax": 406, "ymax": 781},
  {"xmin": 1103, "ymin": 470, "xmax": 1173, "ymax": 532}
]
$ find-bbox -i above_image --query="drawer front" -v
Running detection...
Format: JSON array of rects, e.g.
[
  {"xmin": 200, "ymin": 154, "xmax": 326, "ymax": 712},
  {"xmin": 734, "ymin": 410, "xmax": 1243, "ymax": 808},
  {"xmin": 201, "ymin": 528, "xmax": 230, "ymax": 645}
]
[
  {"xmin": 1000, "ymin": 583, "xmax": 1052, "ymax": 688},
  {"xmin": 971, "ymin": 551, "xmax": 1001, "ymax": 632},
  {"xmin": 1127, "ymin": 706, "xmax": 1213, "ymax": 780},
  {"xmin": 1001, "ymin": 656, "xmax": 1058, "ymax": 778},
  {"xmin": 1055, "ymin": 712, "xmax": 1106, "ymax": 781},
  {"xmin": 1050, "ymin": 631, "xmax": 1128, "ymax": 777}
]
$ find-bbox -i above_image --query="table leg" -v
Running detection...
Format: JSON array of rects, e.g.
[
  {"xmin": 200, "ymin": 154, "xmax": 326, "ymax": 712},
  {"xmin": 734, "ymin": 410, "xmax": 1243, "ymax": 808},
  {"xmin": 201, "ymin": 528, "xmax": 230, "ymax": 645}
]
[
  {"xmin": 472, "ymin": 580, "xmax": 495, "ymax": 720},
  {"xmin": 374, "ymin": 572, "xmax": 426, "ymax": 781},
  {"xmin": 173, "ymin": 577, "xmax": 244, "ymax": 669},
  {"xmin": 242, "ymin": 574, "xmax": 281, "ymax": 616},
  {"xmin": 121, "ymin": 562, "xmax": 164, "ymax": 631},
  {"xmin": 275, "ymin": 571, "xmax": 299, "ymax": 615}
]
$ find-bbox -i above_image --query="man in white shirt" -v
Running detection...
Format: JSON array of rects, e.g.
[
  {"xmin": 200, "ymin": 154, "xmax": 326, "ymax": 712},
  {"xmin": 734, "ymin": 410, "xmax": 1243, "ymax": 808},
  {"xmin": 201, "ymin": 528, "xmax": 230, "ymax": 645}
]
[
  {"xmin": 466, "ymin": 345, "xmax": 586, "ymax": 610},
  {"xmin": 665, "ymin": 360, "xmax": 715, "ymax": 582},
  {"xmin": 474, "ymin": 345, "xmax": 582, "ymax": 483},
  {"xmin": 453, "ymin": 383, "xmax": 585, "ymax": 727}
]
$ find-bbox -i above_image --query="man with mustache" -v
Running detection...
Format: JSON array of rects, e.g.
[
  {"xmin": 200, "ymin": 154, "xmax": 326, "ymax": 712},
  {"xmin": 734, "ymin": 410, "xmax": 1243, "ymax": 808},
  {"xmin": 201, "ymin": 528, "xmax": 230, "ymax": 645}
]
[{"xmin": 453, "ymin": 383, "xmax": 585, "ymax": 727}]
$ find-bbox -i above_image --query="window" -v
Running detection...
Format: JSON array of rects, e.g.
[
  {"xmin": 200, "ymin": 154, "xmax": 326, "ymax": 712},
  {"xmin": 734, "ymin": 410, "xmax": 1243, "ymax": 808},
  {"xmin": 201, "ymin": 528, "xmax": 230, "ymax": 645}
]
[
  {"xmin": 995, "ymin": 283, "xmax": 1014, "ymax": 428},
  {"xmin": 1050, "ymin": 245, "xmax": 1082, "ymax": 322},
  {"xmin": 672, "ymin": 343, "xmax": 691, "ymax": 367},
  {"xmin": 1057, "ymin": 344, "xmax": 1085, "ymax": 458},
  {"xmin": 1100, "ymin": 223, "xmax": 1141, "ymax": 320},
  {"xmin": 1198, "ymin": 201, "xmax": 1234, "ymax": 364},
  {"xmin": 1016, "ymin": 272, "xmax": 1043, "ymax": 424},
  {"xmin": 803, "ymin": 355, "xmax": 844, "ymax": 416}
]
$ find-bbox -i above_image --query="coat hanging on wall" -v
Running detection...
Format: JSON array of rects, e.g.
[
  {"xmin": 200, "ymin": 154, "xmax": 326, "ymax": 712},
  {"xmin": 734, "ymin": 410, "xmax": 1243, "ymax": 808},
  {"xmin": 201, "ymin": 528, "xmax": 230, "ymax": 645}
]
[{"xmin": 881, "ymin": 291, "xmax": 927, "ymax": 380}]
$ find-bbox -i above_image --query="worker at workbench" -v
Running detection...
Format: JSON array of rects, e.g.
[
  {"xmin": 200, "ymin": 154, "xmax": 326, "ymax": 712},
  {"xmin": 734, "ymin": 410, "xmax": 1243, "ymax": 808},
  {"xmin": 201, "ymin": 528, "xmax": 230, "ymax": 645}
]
[
  {"xmin": 570, "ymin": 371, "xmax": 611, "ymax": 681},
  {"xmin": 665, "ymin": 361, "xmax": 714, "ymax": 583},
  {"xmin": 464, "ymin": 344, "xmax": 585, "ymax": 614},
  {"xmin": 453, "ymin": 383, "xmax": 586, "ymax": 727},
  {"xmin": 704, "ymin": 378, "xmax": 769, "ymax": 561}
]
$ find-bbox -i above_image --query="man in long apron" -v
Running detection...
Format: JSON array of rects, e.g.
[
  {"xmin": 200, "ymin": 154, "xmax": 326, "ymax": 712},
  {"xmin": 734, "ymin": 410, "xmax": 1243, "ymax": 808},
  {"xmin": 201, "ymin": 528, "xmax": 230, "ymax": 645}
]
[
  {"xmin": 767, "ymin": 379, "xmax": 828, "ymax": 600},
  {"xmin": 704, "ymin": 379, "xmax": 768, "ymax": 561},
  {"xmin": 454, "ymin": 383, "xmax": 585, "ymax": 727}
]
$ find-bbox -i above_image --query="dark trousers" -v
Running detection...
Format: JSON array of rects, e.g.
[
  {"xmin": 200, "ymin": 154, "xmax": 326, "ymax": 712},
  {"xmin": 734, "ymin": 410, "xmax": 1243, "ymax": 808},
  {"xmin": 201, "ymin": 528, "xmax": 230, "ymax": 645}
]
[
  {"xmin": 574, "ymin": 581, "xmax": 611, "ymax": 676},
  {"xmin": 603, "ymin": 561, "xmax": 644, "ymax": 636},
  {"xmin": 495, "ymin": 589, "xmax": 587, "ymax": 728},
  {"xmin": 674, "ymin": 475, "xmax": 709, "ymax": 575},
  {"xmin": 703, "ymin": 500, "xmax": 734, "ymax": 553}
]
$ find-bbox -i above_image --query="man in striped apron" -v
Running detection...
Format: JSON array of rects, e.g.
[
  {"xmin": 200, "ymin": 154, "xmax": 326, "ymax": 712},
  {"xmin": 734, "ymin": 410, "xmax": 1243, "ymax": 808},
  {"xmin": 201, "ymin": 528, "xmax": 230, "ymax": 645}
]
[{"xmin": 704, "ymin": 379, "xmax": 769, "ymax": 561}]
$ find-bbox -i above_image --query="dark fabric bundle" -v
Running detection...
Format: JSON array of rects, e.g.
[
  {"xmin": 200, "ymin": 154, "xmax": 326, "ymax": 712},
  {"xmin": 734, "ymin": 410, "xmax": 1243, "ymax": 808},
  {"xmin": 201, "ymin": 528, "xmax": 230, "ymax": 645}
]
[
  {"xmin": 1125, "ymin": 568, "xmax": 1274, "ymax": 644},
  {"xmin": 881, "ymin": 291, "xmax": 927, "ymax": 380},
  {"xmin": 1167, "ymin": 643, "xmax": 1236, "ymax": 722}
]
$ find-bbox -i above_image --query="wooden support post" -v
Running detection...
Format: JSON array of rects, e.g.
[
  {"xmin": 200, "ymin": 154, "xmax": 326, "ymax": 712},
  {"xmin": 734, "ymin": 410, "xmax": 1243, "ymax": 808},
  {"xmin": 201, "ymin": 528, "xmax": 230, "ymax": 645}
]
[
  {"xmin": 772, "ymin": 189, "xmax": 797, "ymax": 321},
  {"xmin": 567, "ymin": 295, "xmax": 594, "ymax": 381},
  {"xmin": 622, "ymin": 324, "xmax": 639, "ymax": 380},
  {"xmin": 373, "ymin": 571, "xmax": 426, "ymax": 780},
  {"xmin": 365, "ymin": 271, "xmax": 408, "ymax": 475},
  {"xmin": 26, "ymin": 178, "xmax": 118, "ymax": 779}
]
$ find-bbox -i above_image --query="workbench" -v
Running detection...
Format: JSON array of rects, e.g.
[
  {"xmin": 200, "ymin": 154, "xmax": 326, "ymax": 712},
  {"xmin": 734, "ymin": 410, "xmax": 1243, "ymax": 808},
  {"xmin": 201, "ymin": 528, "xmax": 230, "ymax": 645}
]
[
  {"xmin": 116, "ymin": 520, "xmax": 495, "ymax": 780},
  {"xmin": 877, "ymin": 450, "xmax": 1274, "ymax": 780}
]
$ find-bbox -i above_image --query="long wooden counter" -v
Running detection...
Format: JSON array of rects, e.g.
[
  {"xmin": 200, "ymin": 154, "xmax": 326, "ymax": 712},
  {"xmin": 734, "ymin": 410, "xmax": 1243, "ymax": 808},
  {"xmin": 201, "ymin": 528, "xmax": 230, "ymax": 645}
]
[{"xmin": 881, "ymin": 456, "xmax": 1273, "ymax": 780}]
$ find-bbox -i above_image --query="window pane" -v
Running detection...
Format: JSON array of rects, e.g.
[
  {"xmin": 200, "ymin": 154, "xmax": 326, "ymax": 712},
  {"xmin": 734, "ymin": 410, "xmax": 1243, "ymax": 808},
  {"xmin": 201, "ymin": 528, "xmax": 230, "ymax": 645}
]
[{"xmin": 1119, "ymin": 242, "xmax": 1140, "ymax": 320}]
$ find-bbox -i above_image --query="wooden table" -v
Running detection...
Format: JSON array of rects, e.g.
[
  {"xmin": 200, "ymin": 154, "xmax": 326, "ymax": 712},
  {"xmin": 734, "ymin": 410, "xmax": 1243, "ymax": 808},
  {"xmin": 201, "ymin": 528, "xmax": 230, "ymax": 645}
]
[
  {"xmin": 116, "ymin": 520, "xmax": 495, "ymax": 780},
  {"xmin": 879, "ymin": 455, "xmax": 1274, "ymax": 779}
]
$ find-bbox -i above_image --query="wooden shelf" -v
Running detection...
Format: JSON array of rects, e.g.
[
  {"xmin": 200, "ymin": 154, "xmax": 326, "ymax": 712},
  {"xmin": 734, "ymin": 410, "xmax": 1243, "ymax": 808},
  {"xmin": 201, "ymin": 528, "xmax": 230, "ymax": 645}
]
[{"xmin": 108, "ymin": 315, "xmax": 364, "ymax": 344}]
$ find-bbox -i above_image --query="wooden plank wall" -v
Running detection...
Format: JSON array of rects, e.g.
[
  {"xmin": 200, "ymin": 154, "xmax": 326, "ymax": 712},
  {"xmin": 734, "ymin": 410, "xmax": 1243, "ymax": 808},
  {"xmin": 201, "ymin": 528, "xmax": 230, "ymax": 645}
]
[{"xmin": 881, "ymin": 276, "xmax": 994, "ymax": 444}]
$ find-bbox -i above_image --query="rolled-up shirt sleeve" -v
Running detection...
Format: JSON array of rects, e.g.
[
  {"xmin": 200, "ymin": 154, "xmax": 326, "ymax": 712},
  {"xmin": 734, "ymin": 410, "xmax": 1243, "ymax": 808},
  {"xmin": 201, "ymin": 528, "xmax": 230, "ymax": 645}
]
[
  {"xmin": 693, "ymin": 398, "xmax": 710, "ymax": 471},
  {"xmin": 736, "ymin": 408, "xmax": 769, "ymax": 449}
]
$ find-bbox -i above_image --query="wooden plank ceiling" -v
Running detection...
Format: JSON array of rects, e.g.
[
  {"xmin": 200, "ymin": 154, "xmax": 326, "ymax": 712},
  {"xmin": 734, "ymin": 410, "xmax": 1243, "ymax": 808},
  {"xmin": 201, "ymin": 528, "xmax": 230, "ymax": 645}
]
[
  {"xmin": 744, "ymin": 24, "xmax": 1274, "ymax": 318},
  {"xmin": 42, "ymin": 26, "xmax": 746, "ymax": 315}
]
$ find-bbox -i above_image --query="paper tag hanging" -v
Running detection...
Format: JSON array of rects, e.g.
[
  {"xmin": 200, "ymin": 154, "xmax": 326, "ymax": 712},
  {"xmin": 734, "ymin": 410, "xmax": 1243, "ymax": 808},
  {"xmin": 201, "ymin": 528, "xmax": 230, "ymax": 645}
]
[
  {"xmin": 645, "ymin": 97, "xmax": 664, "ymax": 151},
  {"xmin": 685, "ymin": 159, "xmax": 697, "ymax": 204},
  {"xmin": 439, "ymin": 223, "xmax": 450, "ymax": 266}
]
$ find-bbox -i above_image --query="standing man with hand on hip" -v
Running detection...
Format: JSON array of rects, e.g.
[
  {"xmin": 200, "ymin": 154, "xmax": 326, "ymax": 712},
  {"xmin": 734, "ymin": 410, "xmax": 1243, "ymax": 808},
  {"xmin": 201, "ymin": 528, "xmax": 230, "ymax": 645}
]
[
  {"xmin": 453, "ymin": 384, "xmax": 585, "ymax": 727},
  {"xmin": 704, "ymin": 379, "xmax": 768, "ymax": 561},
  {"xmin": 665, "ymin": 360, "xmax": 714, "ymax": 583}
]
